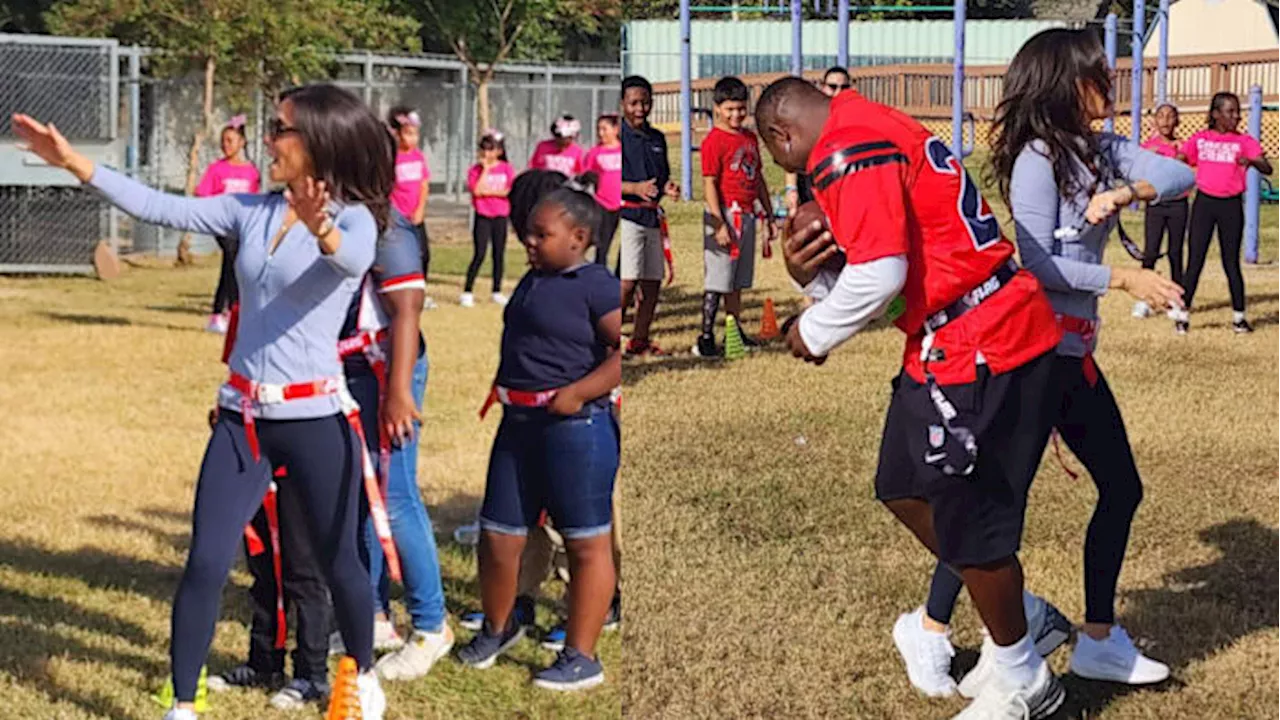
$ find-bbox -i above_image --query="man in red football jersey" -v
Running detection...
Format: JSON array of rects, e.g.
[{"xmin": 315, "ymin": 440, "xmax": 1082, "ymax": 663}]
[{"xmin": 756, "ymin": 76, "xmax": 1066, "ymax": 719}]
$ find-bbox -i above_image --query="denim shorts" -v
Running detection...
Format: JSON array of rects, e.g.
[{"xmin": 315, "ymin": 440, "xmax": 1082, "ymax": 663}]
[{"xmin": 479, "ymin": 404, "xmax": 619, "ymax": 540}]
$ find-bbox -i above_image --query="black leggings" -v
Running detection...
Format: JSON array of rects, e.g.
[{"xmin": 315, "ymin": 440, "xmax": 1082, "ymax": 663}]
[
  {"xmin": 244, "ymin": 469, "xmax": 332, "ymax": 685},
  {"xmin": 212, "ymin": 235, "xmax": 239, "ymax": 314},
  {"xmin": 924, "ymin": 356, "xmax": 1143, "ymax": 626},
  {"xmin": 466, "ymin": 215, "xmax": 507, "ymax": 293},
  {"xmin": 171, "ymin": 411, "xmax": 372, "ymax": 701},
  {"xmin": 597, "ymin": 210, "xmax": 620, "ymax": 268},
  {"xmin": 1183, "ymin": 192, "xmax": 1246, "ymax": 312},
  {"xmin": 1142, "ymin": 199, "xmax": 1187, "ymax": 287}
]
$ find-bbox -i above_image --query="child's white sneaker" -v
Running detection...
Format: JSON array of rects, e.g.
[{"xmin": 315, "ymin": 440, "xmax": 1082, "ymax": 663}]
[
  {"xmin": 376, "ymin": 625, "xmax": 455, "ymax": 681},
  {"xmin": 163, "ymin": 708, "xmax": 198, "ymax": 720},
  {"xmin": 492, "ymin": 292, "xmax": 509, "ymax": 306},
  {"xmin": 1069, "ymin": 626, "xmax": 1169, "ymax": 685},
  {"xmin": 357, "ymin": 670, "xmax": 387, "ymax": 720},
  {"xmin": 460, "ymin": 292, "xmax": 475, "ymax": 308}
]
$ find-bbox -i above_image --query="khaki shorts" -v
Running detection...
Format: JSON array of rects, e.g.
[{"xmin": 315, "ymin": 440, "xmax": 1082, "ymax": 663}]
[{"xmin": 620, "ymin": 219, "xmax": 664, "ymax": 282}]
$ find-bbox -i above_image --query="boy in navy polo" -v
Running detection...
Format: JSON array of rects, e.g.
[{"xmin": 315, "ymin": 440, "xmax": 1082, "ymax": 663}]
[
  {"xmin": 619, "ymin": 74, "xmax": 679, "ymax": 356},
  {"xmin": 456, "ymin": 176, "xmax": 621, "ymax": 692}
]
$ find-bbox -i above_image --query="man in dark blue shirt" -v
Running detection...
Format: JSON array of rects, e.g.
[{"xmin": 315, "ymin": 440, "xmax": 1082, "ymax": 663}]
[{"xmin": 619, "ymin": 75, "xmax": 679, "ymax": 356}]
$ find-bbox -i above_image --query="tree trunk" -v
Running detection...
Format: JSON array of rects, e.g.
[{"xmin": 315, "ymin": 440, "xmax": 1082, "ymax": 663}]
[
  {"xmin": 476, "ymin": 73, "xmax": 492, "ymax": 138},
  {"xmin": 177, "ymin": 55, "xmax": 216, "ymax": 267}
]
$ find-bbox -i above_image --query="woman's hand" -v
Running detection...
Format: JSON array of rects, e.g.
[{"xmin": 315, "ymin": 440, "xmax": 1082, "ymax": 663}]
[
  {"xmin": 782, "ymin": 220, "xmax": 840, "ymax": 287},
  {"xmin": 285, "ymin": 177, "xmax": 333, "ymax": 237},
  {"xmin": 381, "ymin": 391, "xmax": 420, "ymax": 447},
  {"xmin": 12, "ymin": 113, "xmax": 94, "ymax": 182},
  {"xmin": 1084, "ymin": 187, "xmax": 1133, "ymax": 225},
  {"xmin": 548, "ymin": 388, "xmax": 585, "ymax": 416},
  {"xmin": 1111, "ymin": 266, "xmax": 1185, "ymax": 310}
]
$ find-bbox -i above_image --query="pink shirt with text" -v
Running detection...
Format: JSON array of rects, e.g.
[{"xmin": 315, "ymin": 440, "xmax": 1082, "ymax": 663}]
[
  {"xmin": 529, "ymin": 139, "xmax": 584, "ymax": 178},
  {"xmin": 195, "ymin": 159, "xmax": 260, "ymax": 198},
  {"xmin": 391, "ymin": 149, "xmax": 430, "ymax": 218},
  {"xmin": 1181, "ymin": 129, "xmax": 1263, "ymax": 198},
  {"xmin": 467, "ymin": 161, "xmax": 515, "ymax": 218},
  {"xmin": 583, "ymin": 144, "xmax": 622, "ymax": 211}
]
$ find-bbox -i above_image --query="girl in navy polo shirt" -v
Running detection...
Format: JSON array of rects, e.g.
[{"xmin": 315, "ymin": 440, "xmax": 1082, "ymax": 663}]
[{"xmin": 456, "ymin": 175, "xmax": 621, "ymax": 691}]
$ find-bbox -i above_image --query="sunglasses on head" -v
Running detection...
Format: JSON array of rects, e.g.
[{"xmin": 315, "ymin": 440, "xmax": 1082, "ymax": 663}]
[{"xmin": 266, "ymin": 118, "xmax": 299, "ymax": 139}]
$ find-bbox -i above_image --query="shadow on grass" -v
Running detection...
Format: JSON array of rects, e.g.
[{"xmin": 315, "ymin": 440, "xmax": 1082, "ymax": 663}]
[
  {"xmin": 145, "ymin": 304, "xmax": 208, "ymax": 317},
  {"xmin": 1197, "ymin": 310, "xmax": 1280, "ymax": 330},
  {"xmin": 38, "ymin": 311, "xmax": 206, "ymax": 334},
  {"xmin": 1049, "ymin": 518, "xmax": 1278, "ymax": 718},
  {"xmin": 1192, "ymin": 293, "xmax": 1277, "ymax": 314}
]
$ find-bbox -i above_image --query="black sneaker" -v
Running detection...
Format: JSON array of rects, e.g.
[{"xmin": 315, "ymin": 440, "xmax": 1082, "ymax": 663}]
[
  {"xmin": 457, "ymin": 617, "xmax": 525, "ymax": 669},
  {"xmin": 206, "ymin": 664, "xmax": 284, "ymax": 692},
  {"xmin": 603, "ymin": 593, "xmax": 621, "ymax": 631},
  {"xmin": 1233, "ymin": 318, "xmax": 1254, "ymax": 334},
  {"xmin": 692, "ymin": 334, "xmax": 722, "ymax": 358},
  {"xmin": 1174, "ymin": 320, "xmax": 1189, "ymax": 336},
  {"xmin": 739, "ymin": 330, "xmax": 761, "ymax": 350}
]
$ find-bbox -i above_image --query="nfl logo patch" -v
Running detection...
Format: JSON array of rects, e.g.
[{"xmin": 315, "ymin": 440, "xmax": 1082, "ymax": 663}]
[{"xmin": 928, "ymin": 425, "xmax": 945, "ymax": 449}]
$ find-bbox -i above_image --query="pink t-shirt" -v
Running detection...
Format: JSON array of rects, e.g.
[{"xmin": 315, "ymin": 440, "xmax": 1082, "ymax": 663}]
[
  {"xmin": 583, "ymin": 144, "xmax": 622, "ymax": 211},
  {"xmin": 1142, "ymin": 135, "xmax": 1189, "ymax": 200},
  {"xmin": 529, "ymin": 139, "xmax": 584, "ymax": 178},
  {"xmin": 194, "ymin": 159, "xmax": 260, "ymax": 197},
  {"xmin": 1181, "ymin": 129, "xmax": 1263, "ymax": 198},
  {"xmin": 467, "ymin": 161, "xmax": 515, "ymax": 218},
  {"xmin": 391, "ymin": 149, "xmax": 430, "ymax": 218}
]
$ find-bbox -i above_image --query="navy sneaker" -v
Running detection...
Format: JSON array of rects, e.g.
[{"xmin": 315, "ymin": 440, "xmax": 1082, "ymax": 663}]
[
  {"xmin": 532, "ymin": 647, "xmax": 605, "ymax": 692},
  {"xmin": 457, "ymin": 618, "xmax": 525, "ymax": 669},
  {"xmin": 269, "ymin": 677, "xmax": 329, "ymax": 710},
  {"xmin": 460, "ymin": 595, "xmax": 536, "ymax": 632},
  {"xmin": 206, "ymin": 664, "xmax": 283, "ymax": 692}
]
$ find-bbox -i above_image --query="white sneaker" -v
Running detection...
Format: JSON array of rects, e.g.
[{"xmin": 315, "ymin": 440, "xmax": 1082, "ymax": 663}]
[
  {"xmin": 329, "ymin": 619, "xmax": 404, "ymax": 656},
  {"xmin": 1069, "ymin": 625, "xmax": 1169, "ymax": 685},
  {"xmin": 205, "ymin": 313, "xmax": 229, "ymax": 334},
  {"xmin": 958, "ymin": 593, "xmax": 1072, "ymax": 699},
  {"xmin": 459, "ymin": 292, "xmax": 475, "ymax": 308},
  {"xmin": 357, "ymin": 670, "xmax": 387, "ymax": 720},
  {"xmin": 491, "ymin": 292, "xmax": 509, "ymax": 306},
  {"xmin": 892, "ymin": 607, "xmax": 958, "ymax": 697},
  {"xmin": 1165, "ymin": 306, "xmax": 1179, "ymax": 320},
  {"xmin": 953, "ymin": 659, "xmax": 1065, "ymax": 720},
  {"xmin": 163, "ymin": 709, "xmax": 198, "ymax": 720},
  {"xmin": 423, "ymin": 296, "xmax": 438, "ymax": 310},
  {"xmin": 376, "ymin": 625, "xmax": 455, "ymax": 681},
  {"xmin": 1131, "ymin": 301, "xmax": 1150, "ymax": 318}
]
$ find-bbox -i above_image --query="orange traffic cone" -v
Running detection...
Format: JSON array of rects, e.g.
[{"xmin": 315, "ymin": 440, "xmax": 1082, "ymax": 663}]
[
  {"xmin": 759, "ymin": 297, "xmax": 780, "ymax": 340},
  {"xmin": 326, "ymin": 656, "xmax": 361, "ymax": 720}
]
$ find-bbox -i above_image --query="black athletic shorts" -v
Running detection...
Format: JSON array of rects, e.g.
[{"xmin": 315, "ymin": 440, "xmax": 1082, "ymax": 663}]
[{"xmin": 874, "ymin": 350, "xmax": 1057, "ymax": 567}]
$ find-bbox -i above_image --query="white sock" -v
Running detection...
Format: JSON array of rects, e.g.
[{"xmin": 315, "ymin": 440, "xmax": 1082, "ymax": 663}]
[
  {"xmin": 1234, "ymin": 311, "xmax": 1246, "ymax": 323},
  {"xmin": 991, "ymin": 633, "xmax": 1038, "ymax": 687}
]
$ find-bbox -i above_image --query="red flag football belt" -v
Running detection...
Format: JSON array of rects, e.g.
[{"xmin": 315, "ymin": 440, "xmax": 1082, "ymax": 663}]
[
  {"xmin": 478, "ymin": 385, "xmax": 623, "ymax": 420},
  {"xmin": 1049, "ymin": 314, "xmax": 1100, "ymax": 482},
  {"xmin": 621, "ymin": 199, "xmax": 676, "ymax": 285},
  {"xmin": 337, "ymin": 328, "xmax": 394, "ymax": 498},
  {"xmin": 243, "ymin": 475, "xmax": 288, "ymax": 649},
  {"xmin": 228, "ymin": 371, "xmax": 402, "ymax": 585}
]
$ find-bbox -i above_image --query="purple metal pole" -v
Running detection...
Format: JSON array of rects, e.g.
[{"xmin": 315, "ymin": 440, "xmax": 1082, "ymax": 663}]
[
  {"xmin": 951, "ymin": 0, "xmax": 965, "ymax": 158},
  {"xmin": 1245, "ymin": 85, "xmax": 1262, "ymax": 263},
  {"xmin": 791, "ymin": 0, "xmax": 803, "ymax": 76},
  {"xmin": 1131, "ymin": 0, "xmax": 1144, "ymax": 143},
  {"xmin": 837, "ymin": 0, "xmax": 850, "ymax": 68},
  {"xmin": 1104, "ymin": 13, "xmax": 1117, "ymax": 134},
  {"xmin": 680, "ymin": 0, "xmax": 692, "ymax": 200},
  {"xmin": 1156, "ymin": 0, "xmax": 1170, "ymax": 105}
]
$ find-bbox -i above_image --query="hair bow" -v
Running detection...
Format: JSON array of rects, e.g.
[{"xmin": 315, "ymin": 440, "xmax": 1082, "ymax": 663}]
[
  {"xmin": 396, "ymin": 111, "xmax": 422, "ymax": 128},
  {"xmin": 554, "ymin": 117, "xmax": 581, "ymax": 138},
  {"xmin": 227, "ymin": 114, "xmax": 247, "ymax": 130}
]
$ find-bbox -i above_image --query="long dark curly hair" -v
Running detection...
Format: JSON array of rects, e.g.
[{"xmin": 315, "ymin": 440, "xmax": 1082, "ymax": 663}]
[{"xmin": 989, "ymin": 28, "xmax": 1113, "ymax": 207}]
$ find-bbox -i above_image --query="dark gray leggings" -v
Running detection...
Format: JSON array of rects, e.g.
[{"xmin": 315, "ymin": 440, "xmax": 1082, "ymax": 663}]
[
  {"xmin": 924, "ymin": 356, "xmax": 1143, "ymax": 626},
  {"xmin": 170, "ymin": 411, "xmax": 372, "ymax": 701}
]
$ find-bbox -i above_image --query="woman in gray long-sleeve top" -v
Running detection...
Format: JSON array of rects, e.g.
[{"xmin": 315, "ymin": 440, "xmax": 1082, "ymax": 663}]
[
  {"xmin": 895, "ymin": 30, "xmax": 1194, "ymax": 705},
  {"xmin": 14, "ymin": 85, "xmax": 395, "ymax": 720}
]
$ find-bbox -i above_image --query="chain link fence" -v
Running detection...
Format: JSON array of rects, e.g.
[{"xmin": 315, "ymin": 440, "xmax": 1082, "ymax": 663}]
[{"xmin": 0, "ymin": 35, "xmax": 621, "ymax": 271}]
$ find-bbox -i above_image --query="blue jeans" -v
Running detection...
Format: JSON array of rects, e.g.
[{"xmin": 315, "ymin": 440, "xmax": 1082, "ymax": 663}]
[
  {"xmin": 479, "ymin": 405, "xmax": 620, "ymax": 540},
  {"xmin": 349, "ymin": 352, "xmax": 447, "ymax": 633}
]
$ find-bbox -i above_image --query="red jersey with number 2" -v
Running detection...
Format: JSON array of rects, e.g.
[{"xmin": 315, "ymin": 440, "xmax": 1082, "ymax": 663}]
[{"xmin": 808, "ymin": 91, "xmax": 1060, "ymax": 385}]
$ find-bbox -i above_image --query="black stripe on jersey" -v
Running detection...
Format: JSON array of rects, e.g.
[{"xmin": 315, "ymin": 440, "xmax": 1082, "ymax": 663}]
[
  {"xmin": 809, "ymin": 140, "xmax": 898, "ymax": 179},
  {"xmin": 813, "ymin": 152, "xmax": 908, "ymax": 191}
]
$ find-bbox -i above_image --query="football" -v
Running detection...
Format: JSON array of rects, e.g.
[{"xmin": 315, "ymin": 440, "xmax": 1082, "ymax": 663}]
[{"xmin": 789, "ymin": 201, "xmax": 845, "ymax": 274}]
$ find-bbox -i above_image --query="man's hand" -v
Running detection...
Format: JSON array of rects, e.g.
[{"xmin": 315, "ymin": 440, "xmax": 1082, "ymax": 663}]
[
  {"xmin": 784, "ymin": 314, "xmax": 826, "ymax": 365},
  {"xmin": 782, "ymin": 220, "xmax": 840, "ymax": 287},
  {"xmin": 634, "ymin": 178, "xmax": 658, "ymax": 201},
  {"xmin": 208, "ymin": 407, "xmax": 219, "ymax": 429},
  {"xmin": 663, "ymin": 181, "xmax": 680, "ymax": 200}
]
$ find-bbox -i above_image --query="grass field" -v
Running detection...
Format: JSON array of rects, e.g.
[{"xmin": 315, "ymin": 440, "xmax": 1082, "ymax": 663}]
[
  {"xmin": 0, "ymin": 242, "xmax": 620, "ymax": 719},
  {"xmin": 619, "ymin": 154, "xmax": 1279, "ymax": 718}
]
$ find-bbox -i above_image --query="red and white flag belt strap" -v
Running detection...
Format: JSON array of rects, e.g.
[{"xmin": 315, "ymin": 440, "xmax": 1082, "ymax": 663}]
[
  {"xmin": 338, "ymin": 390, "xmax": 402, "ymax": 583},
  {"xmin": 226, "ymin": 373, "xmax": 343, "ymax": 463}
]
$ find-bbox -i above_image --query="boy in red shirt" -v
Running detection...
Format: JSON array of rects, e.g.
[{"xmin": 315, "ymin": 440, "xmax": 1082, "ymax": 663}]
[
  {"xmin": 695, "ymin": 77, "xmax": 776, "ymax": 357},
  {"xmin": 757, "ymin": 77, "xmax": 1067, "ymax": 718}
]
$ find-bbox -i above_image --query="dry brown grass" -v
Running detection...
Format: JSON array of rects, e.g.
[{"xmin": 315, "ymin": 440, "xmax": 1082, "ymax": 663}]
[
  {"xmin": 619, "ymin": 197, "xmax": 1279, "ymax": 719},
  {"xmin": 0, "ymin": 240, "xmax": 620, "ymax": 719}
]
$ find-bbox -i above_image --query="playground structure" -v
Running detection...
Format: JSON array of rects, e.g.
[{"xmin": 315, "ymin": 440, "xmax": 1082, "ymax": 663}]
[{"xmin": 667, "ymin": 0, "xmax": 1275, "ymax": 262}]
